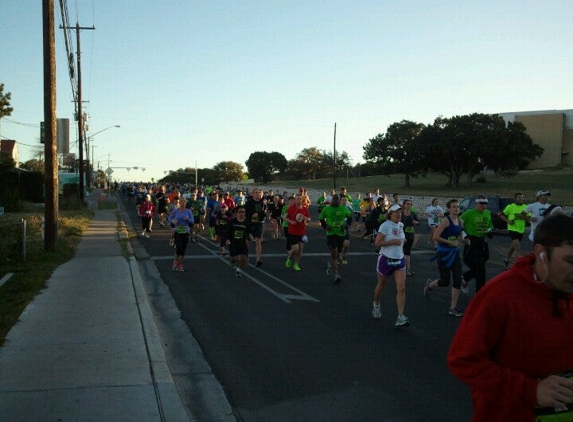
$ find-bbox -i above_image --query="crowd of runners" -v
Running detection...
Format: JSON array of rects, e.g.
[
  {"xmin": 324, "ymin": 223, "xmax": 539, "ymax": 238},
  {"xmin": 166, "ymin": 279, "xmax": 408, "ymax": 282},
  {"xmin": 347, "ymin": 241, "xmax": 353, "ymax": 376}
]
[
  {"xmin": 122, "ymin": 182, "xmax": 569, "ymax": 327},
  {"xmin": 121, "ymin": 182, "xmax": 573, "ymax": 420}
]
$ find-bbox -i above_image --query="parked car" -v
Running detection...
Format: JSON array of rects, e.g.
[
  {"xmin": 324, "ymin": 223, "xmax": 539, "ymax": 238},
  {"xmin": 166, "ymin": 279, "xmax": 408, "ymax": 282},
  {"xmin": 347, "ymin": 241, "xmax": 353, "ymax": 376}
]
[{"xmin": 459, "ymin": 195, "xmax": 514, "ymax": 231}]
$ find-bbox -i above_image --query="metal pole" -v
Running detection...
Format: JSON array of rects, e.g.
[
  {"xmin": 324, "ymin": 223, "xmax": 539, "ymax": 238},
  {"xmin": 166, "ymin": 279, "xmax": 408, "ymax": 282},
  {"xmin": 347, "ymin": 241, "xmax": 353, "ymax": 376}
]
[{"xmin": 20, "ymin": 219, "xmax": 27, "ymax": 259}]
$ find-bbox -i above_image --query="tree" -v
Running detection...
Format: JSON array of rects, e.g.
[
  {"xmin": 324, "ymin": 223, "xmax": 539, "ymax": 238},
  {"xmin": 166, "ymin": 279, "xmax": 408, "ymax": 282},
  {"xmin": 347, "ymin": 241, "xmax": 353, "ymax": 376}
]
[
  {"xmin": 483, "ymin": 120, "xmax": 543, "ymax": 175},
  {"xmin": 0, "ymin": 83, "xmax": 13, "ymax": 119},
  {"xmin": 322, "ymin": 150, "xmax": 352, "ymax": 178},
  {"xmin": 245, "ymin": 151, "xmax": 288, "ymax": 183},
  {"xmin": 418, "ymin": 113, "xmax": 543, "ymax": 187},
  {"xmin": 286, "ymin": 147, "xmax": 327, "ymax": 180},
  {"xmin": 363, "ymin": 120, "xmax": 426, "ymax": 187},
  {"xmin": 22, "ymin": 159, "xmax": 45, "ymax": 174},
  {"xmin": 213, "ymin": 161, "xmax": 244, "ymax": 184},
  {"xmin": 0, "ymin": 153, "xmax": 16, "ymax": 172}
]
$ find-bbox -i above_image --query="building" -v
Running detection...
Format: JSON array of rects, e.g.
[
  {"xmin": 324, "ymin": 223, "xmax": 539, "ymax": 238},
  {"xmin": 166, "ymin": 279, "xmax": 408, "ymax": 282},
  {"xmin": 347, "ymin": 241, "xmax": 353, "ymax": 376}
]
[
  {"xmin": 499, "ymin": 109, "xmax": 573, "ymax": 168},
  {"xmin": 0, "ymin": 139, "xmax": 19, "ymax": 167}
]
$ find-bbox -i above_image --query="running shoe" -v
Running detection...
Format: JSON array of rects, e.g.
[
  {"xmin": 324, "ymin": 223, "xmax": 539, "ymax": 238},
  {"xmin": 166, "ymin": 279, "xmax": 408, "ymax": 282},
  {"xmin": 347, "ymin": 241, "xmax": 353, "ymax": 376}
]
[
  {"xmin": 172, "ymin": 261, "xmax": 178, "ymax": 271},
  {"xmin": 461, "ymin": 277, "xmax": 469, "ymax": 294},
  {"xmin": 461, "ymin": 281, "xmax": 469, "ymax": 294},
  {"xmin": 256, "ymin": 260, "xmax": 263, "ymax": 267},
  {"xmin": 141, "ymin": 230, "xmax": 146, "ymax": 237},
  {"xmin": 293, "ymin": 263, "xmax": 301, "ymax": 272},
  {"xmin": 503, "ymin": 259, "xmax": 510, "ymax": 270},
  {"xmin": 424, "ymin": 279, "xmax": 433, "ymax": 296},
  {"xmin": 395, "ymin": 315, "xmax": 410, "ymax": 327},
  {"xmin": 326, "ymin": 261, "xmax": 332, "ymax": 275},
  {"xmin": 285, "ymin": 257, "xmax": 292, "ymax": 268},
  {"xmin": 144, "ymin": 234, "xmax": 150, "ymax": 238},
  {"xmin": 372, "ymin": 302, "xmax": 381, "ymax": 319},
  {"xmin": 448, "ymin": 307, "xmax": 464, "ymax": 317},
  {"xmin": 406, "ymin": 270, "xmax": 415, "ymax": 276},
  {"xmin": 169, "ymin": 238, "xmax": 174, "ymax": 247},
  {"xmin": 235, "ymin": 269, "xmax": 242, "ymax": 278},
  {"xmin": 339, "ymin": 256, "xmax": 348, "ymax": 265},
  {"xmin": 177, "ymin": 264, "xmax": 184, "ymax": 272},
  {"xmin": 334, "ymin": 273, "xmax": 342, "ymax": 283}
]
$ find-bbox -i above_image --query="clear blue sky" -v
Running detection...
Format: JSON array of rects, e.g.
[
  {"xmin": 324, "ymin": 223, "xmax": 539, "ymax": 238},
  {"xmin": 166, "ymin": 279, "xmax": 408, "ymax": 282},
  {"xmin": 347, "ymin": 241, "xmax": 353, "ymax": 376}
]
[{"xmin": 2, "ymin": 0, "xmax": 572, "ymax": 182}]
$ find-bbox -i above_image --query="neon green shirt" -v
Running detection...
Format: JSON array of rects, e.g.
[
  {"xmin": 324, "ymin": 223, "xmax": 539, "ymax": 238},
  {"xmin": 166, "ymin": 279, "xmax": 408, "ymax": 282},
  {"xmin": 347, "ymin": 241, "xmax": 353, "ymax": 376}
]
[
  {"xmin": 319, "ymin": 205, "xmax": 352, "ymax": 237},
  {"xmin": 460, "ymin": 208, "xmax": 493, "ymax": 237},
  {"xmin": 502, "ymin": 203, "xmax": 528, "ymax": 233}
]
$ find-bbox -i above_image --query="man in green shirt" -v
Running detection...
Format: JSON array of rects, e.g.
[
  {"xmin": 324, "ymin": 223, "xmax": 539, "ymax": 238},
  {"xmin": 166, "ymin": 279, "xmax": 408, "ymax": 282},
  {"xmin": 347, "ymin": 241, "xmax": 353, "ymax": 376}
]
[
  {"xmin": 499, "ymin": 193, "xmax": 529, "ymax": 270},
  {"xmin": 460, "ymin": 194, "xmax": 494, "ymax": 293},
  {"xmin": 186, "ymin": 193, "xmax": 203, "ymax": 242},
  {"xmin": 316, "ymin": 192, "xmax": 327, "ymax": 213},
  {"xmin": 319, "ymin": 194, "xmax": 352, "ymax": 283}
]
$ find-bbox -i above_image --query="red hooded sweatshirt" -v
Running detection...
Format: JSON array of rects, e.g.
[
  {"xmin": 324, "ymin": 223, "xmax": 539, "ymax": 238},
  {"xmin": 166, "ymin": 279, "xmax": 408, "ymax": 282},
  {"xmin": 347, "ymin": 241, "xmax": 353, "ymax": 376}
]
[{"xmin": 448, "ymin": 253, "xmax": 573, "ymax": 421}]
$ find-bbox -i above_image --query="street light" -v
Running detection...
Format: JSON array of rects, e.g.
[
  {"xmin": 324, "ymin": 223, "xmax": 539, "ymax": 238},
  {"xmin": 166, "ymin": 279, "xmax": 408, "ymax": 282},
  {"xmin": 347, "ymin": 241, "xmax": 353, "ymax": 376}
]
[{"xmin": 86, "ymin": 125, "xmax": 120, "ymax": 187}]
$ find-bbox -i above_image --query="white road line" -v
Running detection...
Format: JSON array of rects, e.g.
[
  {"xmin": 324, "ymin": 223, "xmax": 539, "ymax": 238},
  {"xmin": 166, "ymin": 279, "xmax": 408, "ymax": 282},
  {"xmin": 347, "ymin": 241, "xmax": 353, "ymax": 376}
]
[{"xmin": 153, "ymin": 238, "xmax": 319, "ymax": 304}]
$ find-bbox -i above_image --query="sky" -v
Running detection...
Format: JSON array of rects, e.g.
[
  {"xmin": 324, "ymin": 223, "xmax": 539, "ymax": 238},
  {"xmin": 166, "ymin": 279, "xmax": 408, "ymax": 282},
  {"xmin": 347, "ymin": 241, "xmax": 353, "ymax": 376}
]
[{"xmin": 1, "ymin": 0, "xmax": 572, "ymax": 183}]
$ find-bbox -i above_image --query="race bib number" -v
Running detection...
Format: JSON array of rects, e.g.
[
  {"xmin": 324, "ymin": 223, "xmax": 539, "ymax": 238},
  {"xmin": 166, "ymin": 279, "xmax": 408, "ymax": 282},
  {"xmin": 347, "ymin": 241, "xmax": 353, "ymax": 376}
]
[{"xmin": 177, "ymin": 226, "xmax": 187, "ymax": 234}]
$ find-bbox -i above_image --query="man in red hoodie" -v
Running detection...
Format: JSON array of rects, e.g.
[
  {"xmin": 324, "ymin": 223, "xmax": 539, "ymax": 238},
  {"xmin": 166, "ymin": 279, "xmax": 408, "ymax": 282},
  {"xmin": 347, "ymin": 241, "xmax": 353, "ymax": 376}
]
[{"xmin": 448, "ymin": 213, "xmax": 573, "ymax": 421}]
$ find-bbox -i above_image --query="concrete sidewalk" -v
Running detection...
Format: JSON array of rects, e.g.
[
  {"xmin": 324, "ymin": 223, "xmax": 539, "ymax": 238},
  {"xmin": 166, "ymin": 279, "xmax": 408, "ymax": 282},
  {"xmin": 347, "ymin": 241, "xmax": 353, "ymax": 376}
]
[{"xmin": 0, "ymin": 191, "xmax": 191, "ymax": 422}]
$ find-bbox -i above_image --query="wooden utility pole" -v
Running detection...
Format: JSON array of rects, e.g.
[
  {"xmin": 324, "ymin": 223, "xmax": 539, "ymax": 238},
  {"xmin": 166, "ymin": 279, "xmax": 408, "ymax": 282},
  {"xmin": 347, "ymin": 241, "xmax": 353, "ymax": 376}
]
[
  {"xmin": 62, "ymin": 22, "xmax": 94, "ymax": 202},
  {"xmin": 333, "ymin": 123, "xmax": 337, "ymax": 190},
  {"xmin": 43, "ymin": 0, "xmax": 58, "ymax": 251}
]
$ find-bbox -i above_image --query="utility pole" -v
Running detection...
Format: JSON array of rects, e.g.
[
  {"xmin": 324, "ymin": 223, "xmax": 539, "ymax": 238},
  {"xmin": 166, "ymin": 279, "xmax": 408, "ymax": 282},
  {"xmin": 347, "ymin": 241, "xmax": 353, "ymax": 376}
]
[
  {"xmin": 62, "ymin": 22, "xmax": 94, "ymax": 202},
  {"xmin": 333, "ymin": 123, "xmax": 337, "ymax": 190},
  {"xmin": 43, "ymin": 0, "xmax": 58, "ymax": 251}
]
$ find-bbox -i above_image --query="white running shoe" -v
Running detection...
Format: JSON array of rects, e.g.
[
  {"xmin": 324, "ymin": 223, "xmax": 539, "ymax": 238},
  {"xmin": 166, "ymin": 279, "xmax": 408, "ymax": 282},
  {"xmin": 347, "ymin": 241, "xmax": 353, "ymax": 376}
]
[
  {"xmin": 395, "ymin": 315, "xmax": 410, "ymax": 327},
  {"xmin": 372, "ymin": 302, "xmax": 381, "ymax": 319}
]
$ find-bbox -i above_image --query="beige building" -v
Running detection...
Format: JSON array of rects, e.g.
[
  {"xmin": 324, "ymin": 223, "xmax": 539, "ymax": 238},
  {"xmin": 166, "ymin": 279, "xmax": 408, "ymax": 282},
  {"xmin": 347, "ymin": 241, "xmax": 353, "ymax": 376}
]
[{"xmin": 499, "ymin": 109, "xmax": 573, "ymax": 168}]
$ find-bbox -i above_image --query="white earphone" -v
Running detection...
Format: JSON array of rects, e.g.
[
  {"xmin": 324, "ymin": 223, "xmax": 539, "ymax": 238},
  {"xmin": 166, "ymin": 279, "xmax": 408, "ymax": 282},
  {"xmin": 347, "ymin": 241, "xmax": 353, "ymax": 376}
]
[{"xmin": 540, "ymin": 252, "xmax": 546, "ymax": 262}]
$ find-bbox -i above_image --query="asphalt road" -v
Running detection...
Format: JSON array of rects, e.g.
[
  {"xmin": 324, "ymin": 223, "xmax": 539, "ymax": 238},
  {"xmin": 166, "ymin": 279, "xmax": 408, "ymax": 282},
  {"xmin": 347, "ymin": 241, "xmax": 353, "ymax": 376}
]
[{"xmin": 122, "ymin": 195, "xmax": 527, "ymax": 422}]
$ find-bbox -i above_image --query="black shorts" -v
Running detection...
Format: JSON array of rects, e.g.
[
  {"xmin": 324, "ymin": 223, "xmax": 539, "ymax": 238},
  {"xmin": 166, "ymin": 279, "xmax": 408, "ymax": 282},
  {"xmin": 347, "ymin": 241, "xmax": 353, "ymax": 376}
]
[
  {"xmin": 229, "ymin": 242, "xmax": 248, "ymax": 257},
  {"xmin": 508, "ymin": 231, "xmax": 524, "ymax": 242},
  {"xmin": 326, "ymin": 235, "xmax": 345, "ymax": 252},
  {"xmin": 250, "ymin": 223, "xmax": 263, "ymax": 239},
  {"xmin": 289, "ymin": 234, "xmax": 304, "ymax": 245}
]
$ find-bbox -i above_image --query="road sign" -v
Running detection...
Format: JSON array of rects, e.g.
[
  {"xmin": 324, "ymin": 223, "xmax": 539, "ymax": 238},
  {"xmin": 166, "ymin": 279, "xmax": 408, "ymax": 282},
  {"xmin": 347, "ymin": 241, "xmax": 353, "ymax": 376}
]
[{"xmin": 105, "ymin": 167, "xmax": 114, "ymax": 176}]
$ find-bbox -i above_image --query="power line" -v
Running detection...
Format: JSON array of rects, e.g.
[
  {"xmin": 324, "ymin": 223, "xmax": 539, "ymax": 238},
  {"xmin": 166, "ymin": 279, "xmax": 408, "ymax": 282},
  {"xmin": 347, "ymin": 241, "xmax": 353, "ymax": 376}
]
[
  {"xmin": 57, "ymin": 0, "xmax": 78, "ymax": 107},
  {"xmin": 3, "ymin": 118, "xmax": 40, "ymax": 128}
]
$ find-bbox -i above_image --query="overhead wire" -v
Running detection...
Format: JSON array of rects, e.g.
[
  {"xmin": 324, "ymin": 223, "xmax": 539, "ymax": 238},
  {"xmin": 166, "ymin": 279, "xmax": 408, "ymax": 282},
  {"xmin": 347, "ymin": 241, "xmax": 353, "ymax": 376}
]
[{"xmin": 57, "ymin": 0, "xmax": 78, "ymax": 112}]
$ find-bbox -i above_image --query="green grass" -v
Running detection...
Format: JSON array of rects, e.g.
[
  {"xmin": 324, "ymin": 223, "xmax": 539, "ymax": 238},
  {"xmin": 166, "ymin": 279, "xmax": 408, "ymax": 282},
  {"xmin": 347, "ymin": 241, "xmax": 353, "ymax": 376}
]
[
  {"xmin": 0, "ymin": 208, "xmax": 92, "ymax": 345},
  {"xmin": 268, "ymin": 169, "xmax": 573, "ymax": 205}
]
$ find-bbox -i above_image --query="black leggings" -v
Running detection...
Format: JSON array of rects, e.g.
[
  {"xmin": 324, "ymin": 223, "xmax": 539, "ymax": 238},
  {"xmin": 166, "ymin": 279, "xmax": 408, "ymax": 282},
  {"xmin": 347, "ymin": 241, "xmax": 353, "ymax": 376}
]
[{"xmin": 463, "ymin": 237, "xmax": 489, "ymax": 292}]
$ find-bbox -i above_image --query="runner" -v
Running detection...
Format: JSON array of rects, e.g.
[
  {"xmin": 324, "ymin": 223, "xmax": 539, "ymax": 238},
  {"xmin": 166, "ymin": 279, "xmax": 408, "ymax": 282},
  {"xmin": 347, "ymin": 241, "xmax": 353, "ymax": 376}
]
[
  {"xmin": 214, "ymin": 203, "xmax": 233, "ymax": 255},
  {"xmin": 521, "ymin": 189, "xmax": 552, "ymax": 242},
  {"xmin": 424, "ymin": 199, "xmax": 468, "ymax": 317},
  {"xmin": 167, "ymin": 196, "xmax": 194, "ymax": 272},
  {"xmin": 138, "ymin": 194, "xmax": 155, "ymax": 238},
  {"xmin": 284, "ymin": 193, "xmax": 311, "ymax": 272},
  {"xmin": 372, "ymin": 204, "xmax": 409, "ymax": 327},
  {"xmin": 319, "ymin": 194, "xmax": 352, "ymax": 283},
  {"xmin": 425, "ymin": 198, "xmax": 444, "ymax": 249},
  {"xmin": 281, "ymin": 196, "xmax": 294, "ymax": 257},
  {"xmin": 227, "ymin": 206, "xmax": 250, "ymax": 278},
  {"xmin": 245, "ymin": 188, "xmax": 267, "ymax": 267},
  {"xmin": 499, "ymin": 192, "xmax": 528, "ymax": 269},
  {"xmin": 186, "ymin": 192, "xmax": 203, "ymax": 242},
  {"xmin": 155, "ymin": 185, "xmax": 168, "ymax": 228}
]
